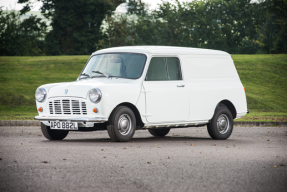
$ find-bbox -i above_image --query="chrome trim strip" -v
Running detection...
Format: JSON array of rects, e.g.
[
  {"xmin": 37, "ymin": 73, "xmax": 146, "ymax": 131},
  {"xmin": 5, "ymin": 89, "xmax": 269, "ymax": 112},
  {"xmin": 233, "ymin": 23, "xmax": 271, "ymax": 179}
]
[
  {"xmin": 48, "ymin": 96, "xmax": 86, "ymax": 99},
  {"xmin": 34, "ymin": 116, "xmax": 108, "ymax": 123},
  {"xmin": 143, "ymin": 121, "xmax": 209, "ymax": 128}
]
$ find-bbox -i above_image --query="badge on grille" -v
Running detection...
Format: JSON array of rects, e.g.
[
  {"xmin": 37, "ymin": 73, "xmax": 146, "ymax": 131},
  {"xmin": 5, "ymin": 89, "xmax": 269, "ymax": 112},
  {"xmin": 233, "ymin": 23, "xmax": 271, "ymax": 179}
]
[{"xmin": 65, "ymin": 89, "xmax": 68, "ymax": 94}]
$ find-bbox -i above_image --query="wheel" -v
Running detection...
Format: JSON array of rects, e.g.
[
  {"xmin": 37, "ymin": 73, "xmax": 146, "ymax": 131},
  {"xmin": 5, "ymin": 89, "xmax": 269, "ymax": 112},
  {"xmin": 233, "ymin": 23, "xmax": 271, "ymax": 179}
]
[
  {"xmin": 207, "ymin": 106, "xmax": 233, "ymax": 140},
  {"xmin": 148, "ymin": 128, "xmax": 170, "ymax": 137},
  {"xmin": 41, "ymin": 122, "xmax": 69, "ymax": 140},
  {"xmin": 107, "ymin": 106, "xmax": 136, "ymax": 142}
]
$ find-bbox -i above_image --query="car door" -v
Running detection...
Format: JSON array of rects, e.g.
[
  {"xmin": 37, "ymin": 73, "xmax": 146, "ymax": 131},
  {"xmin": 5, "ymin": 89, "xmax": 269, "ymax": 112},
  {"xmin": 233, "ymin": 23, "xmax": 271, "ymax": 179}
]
[{"xmin": 143, "ymin": 57, "xmax": 189, "ymax": 123}]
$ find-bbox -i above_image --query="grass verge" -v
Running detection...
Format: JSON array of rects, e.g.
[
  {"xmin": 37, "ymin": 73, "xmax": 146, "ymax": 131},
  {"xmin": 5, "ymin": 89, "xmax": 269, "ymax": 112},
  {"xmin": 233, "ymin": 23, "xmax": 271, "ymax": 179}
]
[
  {"xmin": 234, "ymin": 112, "xmax": 287, "ymax": 122},
  {"xmin": 0, "ymin": 54, "xmax": 286, "ymax": 121}
]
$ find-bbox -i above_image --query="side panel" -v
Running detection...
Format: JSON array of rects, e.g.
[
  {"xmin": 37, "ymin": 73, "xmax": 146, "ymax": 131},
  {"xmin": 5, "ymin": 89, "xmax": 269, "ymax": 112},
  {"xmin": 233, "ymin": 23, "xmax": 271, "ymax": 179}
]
[
  {"xmin": 143, "ymin": 81, "xmax": 189, "ymax": 123},
  {"xmin": 141, "ymin": 55, "xmax": 190, "ymax": 123},
  {"xmin": 181, "ymin": 55, "xmax": 247, "ymax": 121}
]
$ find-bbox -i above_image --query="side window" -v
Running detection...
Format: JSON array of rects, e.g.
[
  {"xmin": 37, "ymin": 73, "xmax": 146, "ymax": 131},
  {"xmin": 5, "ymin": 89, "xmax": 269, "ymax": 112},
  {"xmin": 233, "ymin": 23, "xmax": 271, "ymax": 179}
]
[
  {"xmin": 145, "ymin": 57, "xmax": 182, "ymax": 81},
  {"xmin": 166, "ymin": 57, "xmax": 182, "ymax": 80},
  {"xmin": 145, "ymin": 57, "xmax": 168, "ymax": 81}
]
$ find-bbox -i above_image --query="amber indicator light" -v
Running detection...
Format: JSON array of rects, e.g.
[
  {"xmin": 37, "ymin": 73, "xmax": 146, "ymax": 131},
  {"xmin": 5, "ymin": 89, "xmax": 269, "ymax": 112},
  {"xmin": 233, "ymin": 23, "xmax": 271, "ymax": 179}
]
[
  {"xmin": 38, "ymin": 107, "xmax": 43, "ymax": 112},
  {"xmin": 93, "ymin": 108, "xmax": 98, "ymax": 113},
  {"xmin": 244, "ymin": 87, "xmax": 246, "ymax": 91}
]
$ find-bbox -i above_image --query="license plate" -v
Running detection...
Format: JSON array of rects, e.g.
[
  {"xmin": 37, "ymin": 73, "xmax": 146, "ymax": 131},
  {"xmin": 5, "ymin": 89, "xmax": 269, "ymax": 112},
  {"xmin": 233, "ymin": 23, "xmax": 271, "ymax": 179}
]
[{"xmin": 50, "ymin": 121, "xmax": 78, "ymax": 130}]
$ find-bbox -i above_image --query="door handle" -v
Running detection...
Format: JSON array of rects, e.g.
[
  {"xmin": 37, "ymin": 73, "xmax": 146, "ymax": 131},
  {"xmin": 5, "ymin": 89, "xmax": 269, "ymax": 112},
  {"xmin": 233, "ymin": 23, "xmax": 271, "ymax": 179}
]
[{"xmin": 177, "ymin": 85, "xmax": 185, "ymax": 87}]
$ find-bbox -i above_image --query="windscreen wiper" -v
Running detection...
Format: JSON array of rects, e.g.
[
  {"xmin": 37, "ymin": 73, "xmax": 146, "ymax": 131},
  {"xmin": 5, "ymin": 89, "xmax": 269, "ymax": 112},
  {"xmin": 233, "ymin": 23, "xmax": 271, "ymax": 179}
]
[
  {"xmin": 81, "ymin": 73, "xmax": 91, "ymax": 77},
  {"xmin": 92, "ymin": 71, "xmax": 112, "ymax": 78},
  {"xmin": 79, "ymin": 73, "xmax": 91, "ymax": 79}
]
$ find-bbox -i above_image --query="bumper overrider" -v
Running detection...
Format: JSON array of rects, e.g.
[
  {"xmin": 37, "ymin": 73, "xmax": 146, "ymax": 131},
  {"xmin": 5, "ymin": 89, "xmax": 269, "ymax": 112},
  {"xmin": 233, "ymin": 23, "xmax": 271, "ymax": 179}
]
[{"xmin": 34, "ymin": 116, "xmax": 108, "ymax": 123}]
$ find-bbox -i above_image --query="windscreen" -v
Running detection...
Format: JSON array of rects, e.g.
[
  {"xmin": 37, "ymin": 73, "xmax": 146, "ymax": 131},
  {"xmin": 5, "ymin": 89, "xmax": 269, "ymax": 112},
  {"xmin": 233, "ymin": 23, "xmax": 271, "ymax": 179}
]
[{"xmin": 80, "ymin": 53, "xmax": 147, "ymax": 79}]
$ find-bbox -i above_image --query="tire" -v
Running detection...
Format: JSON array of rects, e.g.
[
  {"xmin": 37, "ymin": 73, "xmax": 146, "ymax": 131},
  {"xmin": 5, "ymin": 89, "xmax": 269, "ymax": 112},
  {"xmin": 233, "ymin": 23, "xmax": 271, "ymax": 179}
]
[
  {"xmin": 148, "ymin": 128, "xmax": 170, "ymax": 137},
  {"xmin": 207, "ymin": 106, "xmax": 233, "ymax": 140},
  {"xmin": 107, "ymin": 106, "xmax": 136, "ymax": 142},
  {"xmin": 41, "ymin": 122, "xmax": 69, "ymax": 140}
]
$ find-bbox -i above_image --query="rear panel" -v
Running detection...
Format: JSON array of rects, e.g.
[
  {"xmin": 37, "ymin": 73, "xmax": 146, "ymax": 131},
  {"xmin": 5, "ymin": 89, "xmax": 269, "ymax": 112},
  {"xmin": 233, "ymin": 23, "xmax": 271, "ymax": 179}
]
[{"xmin": 181, "ymin": 55, "xmax": 247, "ymax": 121}]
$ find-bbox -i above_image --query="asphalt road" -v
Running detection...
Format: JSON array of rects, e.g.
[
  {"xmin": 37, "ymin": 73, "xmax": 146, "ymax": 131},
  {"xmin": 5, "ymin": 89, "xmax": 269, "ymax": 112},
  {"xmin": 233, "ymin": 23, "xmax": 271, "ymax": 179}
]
[{"xmin": 0, "ymin": 126, "xmax": 286, "ymax": 192}]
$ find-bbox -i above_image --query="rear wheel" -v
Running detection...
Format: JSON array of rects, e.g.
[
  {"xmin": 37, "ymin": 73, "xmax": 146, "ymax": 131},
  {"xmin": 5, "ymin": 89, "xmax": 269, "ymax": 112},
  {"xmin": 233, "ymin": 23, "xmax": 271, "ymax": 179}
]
[
  {"xmin": 41, "ymin": 122, "xmax": 69, "ymax": 140},
  {"xmin": 107, "ymin": 106, "xmax": 136, "ymax": 142},
  {"xmin": 148, "ymin": 128, "xmax": 170, "ymax": 137},
  {"xmin": 207, "ymin": 106, "xmax": 233, "ymax": 140}
]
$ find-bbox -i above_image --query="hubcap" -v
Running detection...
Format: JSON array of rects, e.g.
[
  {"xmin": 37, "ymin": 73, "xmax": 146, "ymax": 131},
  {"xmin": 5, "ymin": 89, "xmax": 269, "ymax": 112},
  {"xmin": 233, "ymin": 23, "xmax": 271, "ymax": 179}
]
[
  {"xmin": 216, "ymin": 114, "xmax": 230, "ymax": 134},
  {"xmin": 118, "ymin": 114, "xmax": 132, "ymax": 136}
]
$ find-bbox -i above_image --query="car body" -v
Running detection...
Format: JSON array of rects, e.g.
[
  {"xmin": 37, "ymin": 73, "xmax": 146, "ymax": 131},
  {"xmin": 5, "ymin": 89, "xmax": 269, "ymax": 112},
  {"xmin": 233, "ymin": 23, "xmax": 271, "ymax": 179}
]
[{"xmin": 35, "ymin": 46, "xmax": 248, "ymax": 141}]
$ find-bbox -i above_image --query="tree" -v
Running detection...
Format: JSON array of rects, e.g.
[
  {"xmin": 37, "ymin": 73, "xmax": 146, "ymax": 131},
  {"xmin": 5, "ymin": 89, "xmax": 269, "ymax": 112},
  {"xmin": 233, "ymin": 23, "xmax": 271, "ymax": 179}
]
[
  {"xmin": 0, "ymin": 8, "xmax": 47, "ymax": 56},
  {"xmin": 18, "ymin": 0, "xmax": 125, "ymax": 55},
  {"xmin": 102, "ymin": 0, "xmax": 276, "ymax": 54},
  {"xmin": 257, "ymin": 0, "xmax": 287, "ymax": 53},
  {"xmin": 99, "ymin": 15, "xmax": 135, "ymax": 48},
  {"xmin": 127, "ymin": 0, "xmax": 148, "ymax": 15}
]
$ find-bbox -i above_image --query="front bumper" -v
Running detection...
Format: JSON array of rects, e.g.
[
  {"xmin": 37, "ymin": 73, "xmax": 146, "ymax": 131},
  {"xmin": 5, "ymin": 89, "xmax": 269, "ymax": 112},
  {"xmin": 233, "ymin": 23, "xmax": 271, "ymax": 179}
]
[{"xmin": 34, "ymin": 116, "xmax": 108, "ymax": 123}]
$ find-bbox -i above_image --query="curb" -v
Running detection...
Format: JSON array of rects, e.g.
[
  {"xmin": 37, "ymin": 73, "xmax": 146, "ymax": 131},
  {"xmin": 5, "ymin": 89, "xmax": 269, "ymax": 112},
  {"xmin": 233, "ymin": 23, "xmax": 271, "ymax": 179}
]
[
  {"xmin": 0, "ymin": 120, "xmax": 286, "ymax": 127},
  {"xmin": 0, "ymin": 120, "xmax": 40, "ymax": 126},
  {"xmin": 233, "ymin": 121, "xmax": 287, "ymax": 127}
]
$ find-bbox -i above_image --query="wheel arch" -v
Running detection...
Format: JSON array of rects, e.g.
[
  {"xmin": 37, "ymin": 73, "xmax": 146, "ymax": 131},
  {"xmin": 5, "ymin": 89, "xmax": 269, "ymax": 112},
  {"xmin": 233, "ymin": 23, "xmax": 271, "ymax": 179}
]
[
  {"xmin": 109, "ymin": 102, "xmax": 144, "ymax": 129},
  {"xmin": 216, "ymin": 100, "xmax": 237, "ymax": 119}
]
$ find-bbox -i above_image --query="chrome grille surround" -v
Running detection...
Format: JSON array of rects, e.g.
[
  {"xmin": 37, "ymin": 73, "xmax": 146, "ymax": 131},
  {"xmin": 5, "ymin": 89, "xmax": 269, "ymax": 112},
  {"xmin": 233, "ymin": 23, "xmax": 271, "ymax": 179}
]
[{"xmin": 49, "ymin": 99, "xmax": 88, "ymax": 115}]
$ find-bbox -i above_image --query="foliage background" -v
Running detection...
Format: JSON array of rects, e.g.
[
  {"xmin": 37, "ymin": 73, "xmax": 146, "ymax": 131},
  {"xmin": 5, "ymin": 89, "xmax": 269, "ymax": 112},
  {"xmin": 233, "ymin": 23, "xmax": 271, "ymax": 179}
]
[
  {"xmin": 0, "ymin": 0, "xmax": 286, "ymax": 55},
  {"xmin": 100, "ymin": 0, "xmax": 287, "ymax": 54}
]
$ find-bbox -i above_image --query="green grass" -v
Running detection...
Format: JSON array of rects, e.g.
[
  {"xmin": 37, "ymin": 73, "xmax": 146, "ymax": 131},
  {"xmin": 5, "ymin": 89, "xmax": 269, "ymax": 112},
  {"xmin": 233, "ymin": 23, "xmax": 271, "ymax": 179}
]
[
  {"xmin": 234, "ymin": 112, "xmax": 287, "ymax": 122},
  {"xmin": 0, "ymin": 55, "xmax": 89, "ymax": 107},
  {"xmin": 0, "ymin": 107, "xmax": 37, "ymax": 120},
  {"xmin": 233, "ymin": 54, "xmax": 287, "ymax": 113},
  {"xmin": 0, "ymin": 54, "xmax": 286, "ymax": 121}
]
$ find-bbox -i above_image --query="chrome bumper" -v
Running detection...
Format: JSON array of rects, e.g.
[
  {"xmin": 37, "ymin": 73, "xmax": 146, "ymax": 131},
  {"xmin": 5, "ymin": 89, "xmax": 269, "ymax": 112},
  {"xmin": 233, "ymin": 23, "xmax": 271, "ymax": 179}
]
[{"xmin": 34, "ymin": 116, "xmax": 108, "ymax": 123}]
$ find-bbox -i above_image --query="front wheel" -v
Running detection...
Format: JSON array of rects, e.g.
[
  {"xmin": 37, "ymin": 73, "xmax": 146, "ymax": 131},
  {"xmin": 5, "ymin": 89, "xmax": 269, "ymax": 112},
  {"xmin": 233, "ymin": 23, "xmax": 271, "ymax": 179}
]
[
  {"xmin": 41, "ymin": 122, "xmax": 69, "ymax": 140},
  {"xmin": 107, "ymin": 106, "xmax": 136, "ymax": 142},
  {"xmin": 207, "ymin": 107, "xmax": 233, "ymax": 140}
]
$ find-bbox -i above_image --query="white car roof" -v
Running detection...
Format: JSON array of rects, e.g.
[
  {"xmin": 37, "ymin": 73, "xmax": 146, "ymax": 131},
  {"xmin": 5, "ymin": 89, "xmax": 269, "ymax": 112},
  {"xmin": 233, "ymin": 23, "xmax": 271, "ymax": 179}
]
[{"xmin": 93, "ymin": 46, "xmax": 229, "ymax": 55}]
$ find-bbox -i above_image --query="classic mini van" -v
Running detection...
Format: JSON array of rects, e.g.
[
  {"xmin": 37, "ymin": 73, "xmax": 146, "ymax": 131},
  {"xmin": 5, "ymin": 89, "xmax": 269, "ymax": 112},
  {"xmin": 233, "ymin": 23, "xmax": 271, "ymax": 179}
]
[{"xmin": 35, "ymin": 46, "xmax": 248, "ymax": 142}]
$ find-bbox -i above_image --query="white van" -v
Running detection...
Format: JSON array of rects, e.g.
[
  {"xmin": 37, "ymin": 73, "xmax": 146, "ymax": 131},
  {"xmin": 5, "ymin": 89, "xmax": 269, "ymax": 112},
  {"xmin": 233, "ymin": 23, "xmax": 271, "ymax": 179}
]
[{"xmin": 35, "ymin": 46, "xmax": 248, "ymax": 142}]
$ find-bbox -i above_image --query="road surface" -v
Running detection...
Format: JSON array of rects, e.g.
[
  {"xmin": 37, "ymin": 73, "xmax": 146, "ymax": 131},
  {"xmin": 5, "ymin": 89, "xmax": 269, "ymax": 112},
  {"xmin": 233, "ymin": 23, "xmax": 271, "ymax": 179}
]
[{"xmin": 0, "ymin": 126, "xmax": 286, "ymax": 192}]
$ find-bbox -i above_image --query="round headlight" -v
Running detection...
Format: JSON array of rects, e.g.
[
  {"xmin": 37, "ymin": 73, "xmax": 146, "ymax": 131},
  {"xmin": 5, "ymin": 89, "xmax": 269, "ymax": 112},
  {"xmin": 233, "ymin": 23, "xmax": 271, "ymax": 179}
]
[
  {"xmin": 89, "ymin": 88, "xmax": 102, "ymax": 103},
  {"xmin": 35, "ymin": 87, "xmax": 47, "ymax": 102}
]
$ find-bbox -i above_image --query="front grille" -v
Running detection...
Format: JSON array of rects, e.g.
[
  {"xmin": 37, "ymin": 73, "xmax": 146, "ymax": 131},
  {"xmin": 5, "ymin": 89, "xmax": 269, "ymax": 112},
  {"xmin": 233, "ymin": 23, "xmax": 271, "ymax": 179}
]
[
  {"xmin": 82, "ymin": 102, "xmax": 87, "ymax": 115},
  {"xmin": 62, "ymin": 100, "xmax": 71, "ymax": 114},
  {"xmin": 72, "ymin": 100, "xmax": 80, "ymax": 115},
  {"xmin": 49, "ymin": 100, "xmax": 87, "ymax": 115}
]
